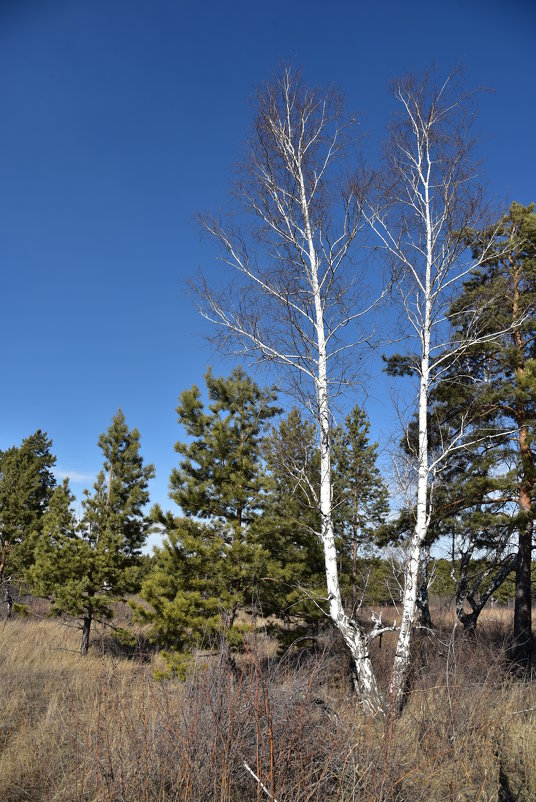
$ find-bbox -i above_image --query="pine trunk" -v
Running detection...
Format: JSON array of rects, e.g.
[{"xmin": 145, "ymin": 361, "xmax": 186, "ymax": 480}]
[
  {"xmin": 351, "ymin": 486, "xmax": 359, "ymax": 613},
  {"xmin": 417, "ymin": 544, "xmax": 434, "ymax": 629},
  {"xmin": 80, "ymin": 615, "xmax": 92, "ymax": 655},
  {"xmin": 513, "ymin": 505, "xmax": 533, "ymax": 664},
  {"xmin": 512, "ymin": 263, "xmax": 534, "ymax": 665},
  {"xmin": 0, "ymin": 539, "xmax": 9, "ymax": 584}
]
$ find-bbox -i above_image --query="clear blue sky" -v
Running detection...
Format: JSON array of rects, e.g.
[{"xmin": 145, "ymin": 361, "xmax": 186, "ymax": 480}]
[{"xmin": 0, "ymin": 0, "xmax": 534, "ymax": 541}]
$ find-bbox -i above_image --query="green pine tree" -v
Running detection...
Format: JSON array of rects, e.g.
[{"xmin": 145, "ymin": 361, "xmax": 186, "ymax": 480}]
[
  {"xmin": 171, "ymin": 367, "xmax": 280, "ymax": 532},
  {"xmin": 445, "ymin": 202, "xmax": 536, "ymax": 656},
  {"xmin": 332, "ymin": 406, "xmax": 389, "ymax": 612},
  {"xmin": 0, "ymin": 430, "xmax": 56, "ymax": 581},
  {"xmin": 31, "ymin": 410, "xmax": 154, "ymax": 653},
  {"xmin": 257, "ymin": 407, "xmax": 326, "ymax": 642},
  {"xmin": 130, "ymin": 515, "xmax": 227, "ymax": 676},
  {"xmin": 430, "ymin": 438, "xmax": 517, "ymax": 630},
  {"xmin": 136, "ymin": 368, "xmax": 280, "ymax": 670},
  {"xmin": 31, "ymin": 478, "xmax": 84, "ymax": 616}
]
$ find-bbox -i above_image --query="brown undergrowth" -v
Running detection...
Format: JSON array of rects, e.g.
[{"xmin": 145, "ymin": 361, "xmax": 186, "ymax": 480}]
[{"xmin": 1, "ymin": 610, "xmax": 535, "ymax": 801}]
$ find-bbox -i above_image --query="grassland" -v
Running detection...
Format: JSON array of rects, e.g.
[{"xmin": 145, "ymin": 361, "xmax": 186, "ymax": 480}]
[{"xmin": 1, "ymin": 606, "xmax": 535, "ymax": 801}]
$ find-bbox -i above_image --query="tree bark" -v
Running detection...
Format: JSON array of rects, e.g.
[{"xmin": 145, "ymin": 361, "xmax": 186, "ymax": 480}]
[
  {"xmin": 351, "ymin": 486, "xmax": 359, "ymax": 613},
  {"xmin": 455, "ymin": 548, "xmax": 516, "ymax": 633},
  {"xmin": 512, "ymin": 261, "xmax": 534, "ymax": 665},
  {"xmin": 389, "ymin": 163, "xmax": 433, "ymax": 715},
  {"xmin": 80, "ymin": 615, "xmax": 92, "ymax": 655},
  {"xmin": 513, "ymin": 509, "xmax": 533, "ymax": 664},
  {"xmin": 0, "ymin": 539, "xmax": 9, "ymax": 584},
  {"xmin": 417, "ymin": 544, "xmax": 434, "ymax": 629}
]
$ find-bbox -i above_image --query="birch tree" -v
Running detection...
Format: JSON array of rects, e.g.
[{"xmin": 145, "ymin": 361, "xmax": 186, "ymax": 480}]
[
  {"xmin": 198, "ymin": 68, "xmax": 387, "ymax": 712},
  {"xmin": 365, "ymin": 71, "xmax": 508, "ymax": 711}
]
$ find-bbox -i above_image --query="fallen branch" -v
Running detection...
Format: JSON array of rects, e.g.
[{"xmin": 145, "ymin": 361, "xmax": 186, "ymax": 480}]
[{"xmin": 243, "ymin": 761, "xmax": 279, "ymax": 802}]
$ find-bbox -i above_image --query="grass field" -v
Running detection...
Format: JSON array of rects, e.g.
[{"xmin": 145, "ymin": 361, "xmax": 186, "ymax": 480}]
[{"xmin": 1, "ymin": 606, "xmax": 535, "ymax": 801}]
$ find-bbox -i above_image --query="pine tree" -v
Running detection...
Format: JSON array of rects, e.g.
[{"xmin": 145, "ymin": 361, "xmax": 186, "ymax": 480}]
[
  {"xmin": 426, "ymin": 434, "xmax": 516, "ymax": 631},
  {"xmin": 83, "ymin": 409, "xmax": 155, "ymax": 556},
  {"xmin": 257, "ymin": 407, "xmax": 326, "ymax": 640},
  {"xmin": 31, "ymin": 479, "xmax": 84, "ymax": 618},
  {"xmin": 0, "ymin": 430, "xmax": 56, "ymax": 581},
  {"xmin": 171, "ymin": 367, "xmax": 280, "ymax": 532},
  {"xmin": 332, "ymin": 406, "xmax": 389, "ymax": 613},
  {"xmin": 445, "ymin": 202, "xmax": 536, "ymax": 658},
  {"xmin": 137, "ymin": 369, "xmax": 280, "ymax": 668},
  {"xmin": 379, "ymin": 391, "xmax": 517, "ymax": 631},
  {"xmin": 130, "ymin": 516, "xmax": 228, "ymax": 676},
  {"xmin": 31, "ymin": 411, "xmax": 154, "ymax": 653}
]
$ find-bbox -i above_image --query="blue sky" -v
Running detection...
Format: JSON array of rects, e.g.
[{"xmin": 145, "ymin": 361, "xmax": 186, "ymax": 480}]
[{"xmin": 0, "ymin": 0, "xmax": 534, "ymax": 542}]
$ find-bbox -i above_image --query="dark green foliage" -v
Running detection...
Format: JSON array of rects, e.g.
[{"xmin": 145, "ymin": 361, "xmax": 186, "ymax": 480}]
[
  {"xmin": 0, "ymin": 430, "xmax": 56, "ymax": 576},
  {"xmin": 135, "ymin": 513, "xmax": 264, "ymax": 675},
  {"xmin": 135, "ymin": 517, "xmax": 227, "ymax": 651},
  {"xmin": 453, "ymin": 203, "xmax": 536, "ymax": 650},
  {"xmin": 256, "ymin": 407, "xmax": 327, "ymax": 640},
  {"xmin": 83, "ymin": 410, "xmax": 155, "ymax": 556},
  {"xmin": 382, "ymin": 353, "xmax": 419, "ymax": 378},
  {"xmin": 254, "ymin": 405, "xmax": 389, "ymax": 642},
  {"xmin": 31, "ymin": 411, "xmax": 154, "ymax": 653},
  {"xmin": 332, "ymin": 406, "xmax": 389, "ymax": 609},
  {"xmin": 137, "ymin": 369, "xmax": 280, "ymax": 668},
  {"xmin": 429, "ymin": 559, "xmax": 456, "ymax": 599},
  {"xmin": 31, "ymin": 480, "xmax": 97, "ymax": 617},
  {"xmin": 172, "ymin": 367, "xmax": 281, "ymax": 532}
]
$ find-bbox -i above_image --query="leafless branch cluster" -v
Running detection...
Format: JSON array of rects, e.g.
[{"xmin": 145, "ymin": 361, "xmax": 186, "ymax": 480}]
[{"xmin": 197, "ymin": 67, "xmax": 383, "ymax": 406}]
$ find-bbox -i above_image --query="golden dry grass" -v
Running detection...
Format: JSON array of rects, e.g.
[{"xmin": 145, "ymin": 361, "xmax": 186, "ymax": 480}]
[{"xmin": 1, "ymin": 612, "xmax": 535, "ymax": 801}]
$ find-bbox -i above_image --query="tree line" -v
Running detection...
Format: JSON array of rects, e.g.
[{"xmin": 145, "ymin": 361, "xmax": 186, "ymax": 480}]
[
  {"xmin": 0, "ymin": 66, "xmax": 534, "ymax": 717},
  {"xmin": 0, "ymin": 378, "xmax": 387, "ymax": 657}
]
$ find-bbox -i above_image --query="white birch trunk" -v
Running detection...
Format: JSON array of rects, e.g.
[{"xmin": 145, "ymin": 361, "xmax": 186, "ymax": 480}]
[
  {"xmin": 389, "ymin": 359, "xmax": 429, "ymax": 710},
  {"xmin": 389, "ymin": 158, "xmax": 433, "ymax": 713},
  {"xmin": 299, "ymin": 169, "xmax": 383, "ymax": 714}
]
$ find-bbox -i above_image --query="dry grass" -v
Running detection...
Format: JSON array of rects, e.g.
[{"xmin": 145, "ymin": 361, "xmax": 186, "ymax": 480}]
[{"xmin": 1, "ymin": 612, "xmax": 535, "ymax": 801}]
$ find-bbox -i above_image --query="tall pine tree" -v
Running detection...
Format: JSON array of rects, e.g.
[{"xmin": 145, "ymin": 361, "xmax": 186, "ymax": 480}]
[
  {"xmin": 31, "ymin": 411, "xmax": 154, "ymax": 653},
  {"xmin": 0, "ymin": 430, "xmax": 56, "ymax": 582},
  {"xmin": 137, "ymin": 368, "xmax": 280, "ymax": 668},
  {"xmin": 258, "ymin": 407, "xmax": 326, "ymax": 640},
  {"xmin": 446, "ymin": 202, "xmax": 536, "ymax": 659},
  {"xmin": 332, "ymin": 406, "xmax": 389, "ymax": 613}
]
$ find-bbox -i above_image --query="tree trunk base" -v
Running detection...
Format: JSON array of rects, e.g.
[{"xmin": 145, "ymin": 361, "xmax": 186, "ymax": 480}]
[{"xmin": 81, "ymin": 617, "xmax": 91, "ymax": 655}]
